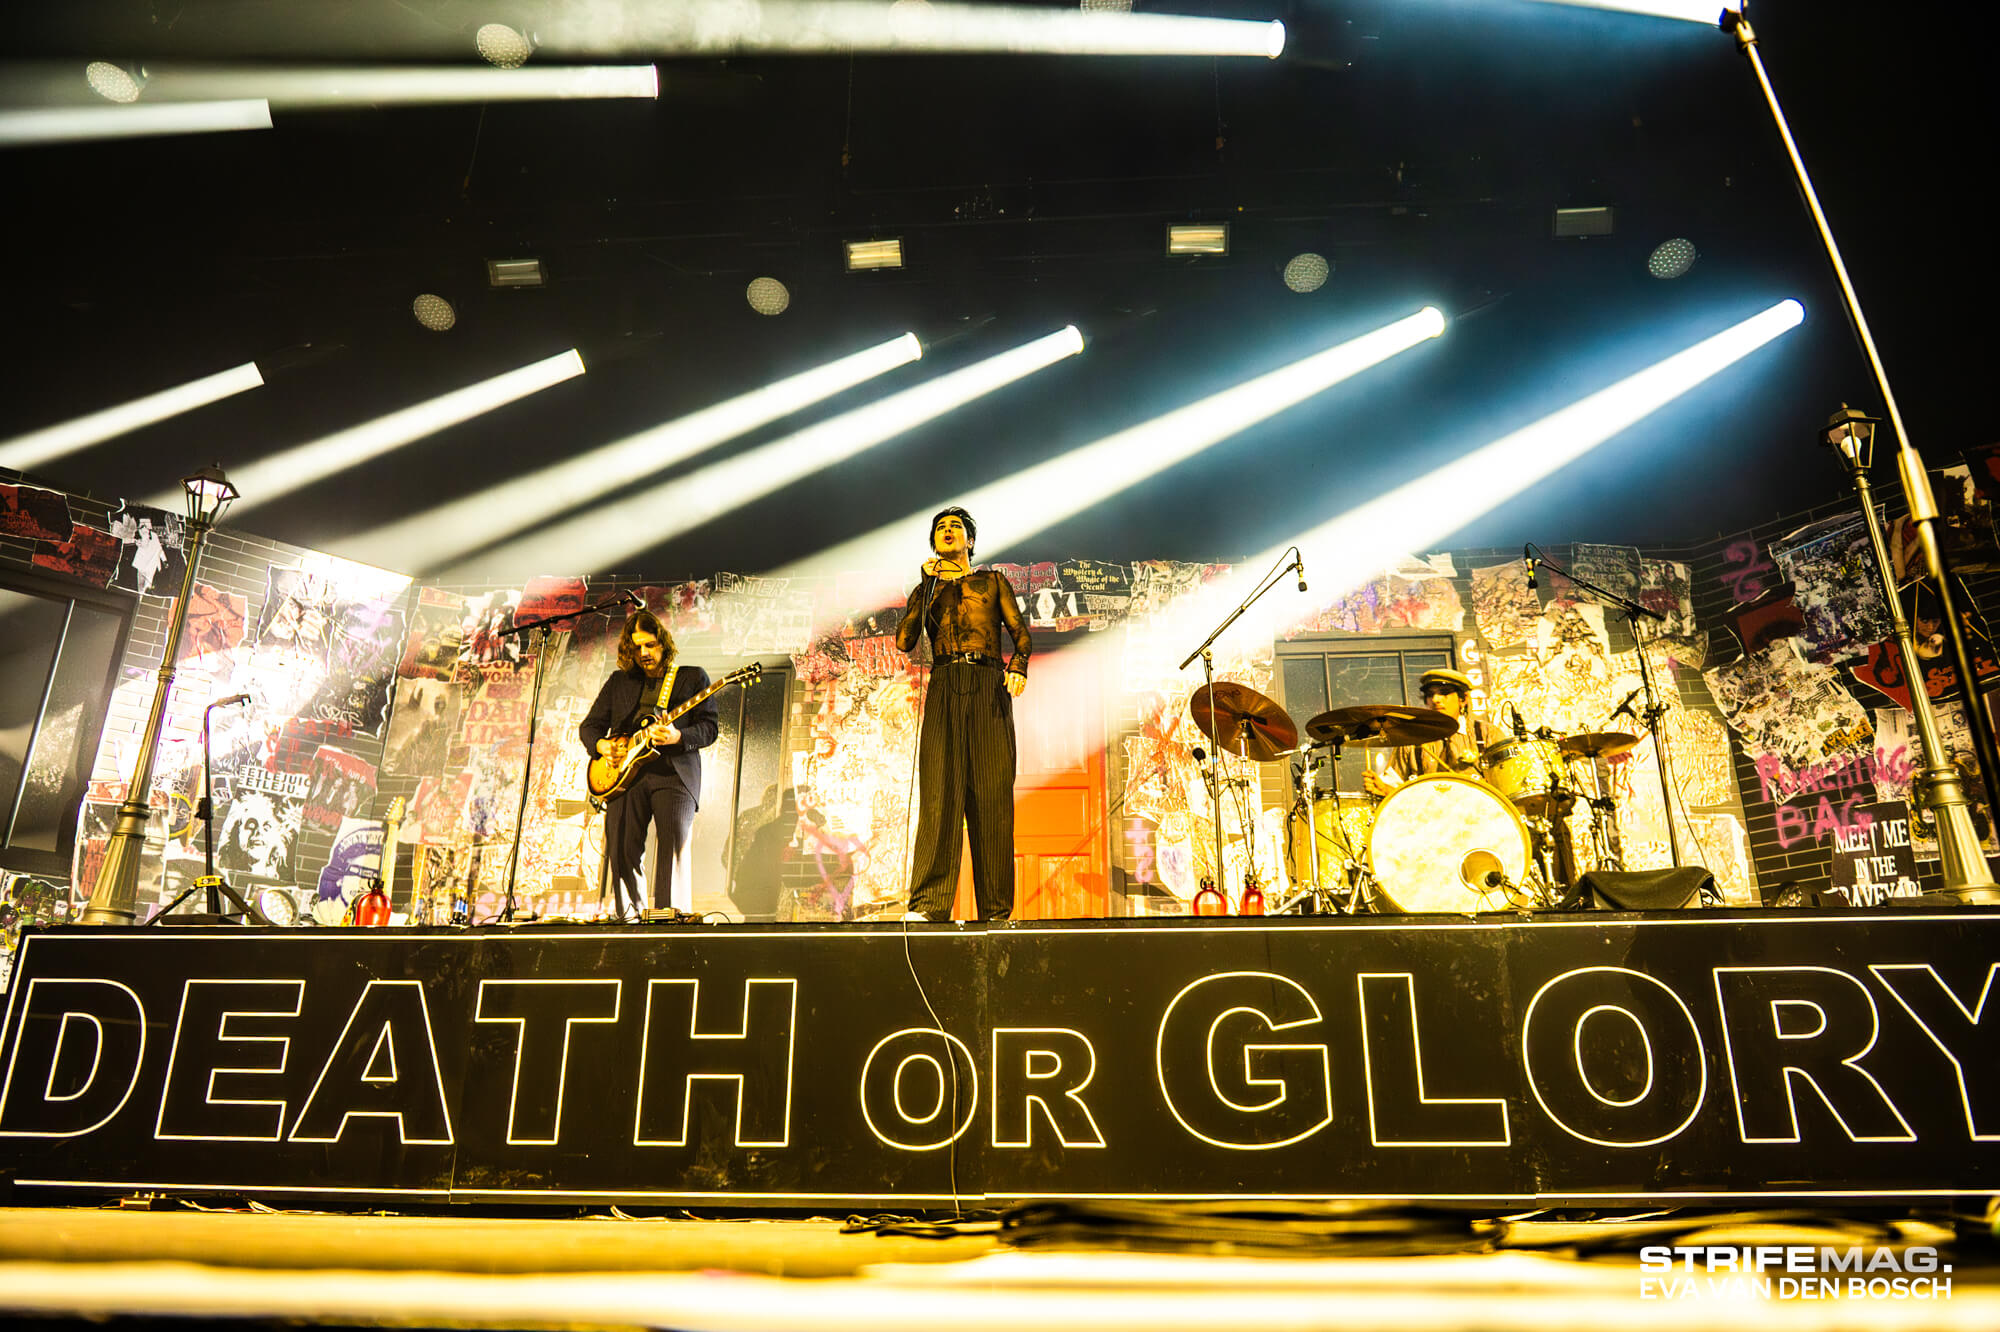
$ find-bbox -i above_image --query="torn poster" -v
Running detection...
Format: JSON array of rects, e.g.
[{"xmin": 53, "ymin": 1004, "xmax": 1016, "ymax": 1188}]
[
  {"xmin": 1701, "ymin": 638, "xmax": 1872, "ymax": 769},
  {"xmin": 1771, "ymin": 512, "xmax": 1891, "ymax": 664}
]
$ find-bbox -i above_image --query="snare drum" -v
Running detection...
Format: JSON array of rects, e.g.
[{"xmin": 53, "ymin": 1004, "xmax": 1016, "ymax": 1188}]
[
  {"xmin": 1479, "ymin": 736, "xmax": 1574, "ymax": 813},
  {"xmin": 1366, "ymin": 773, "xmax": 1530, "ymax": 914}
]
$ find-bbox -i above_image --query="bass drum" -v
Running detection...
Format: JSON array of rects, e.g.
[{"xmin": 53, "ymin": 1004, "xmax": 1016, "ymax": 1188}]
[{"xmin": 1367, "ymin": 773, "xmax": 1531, "ymax": 914}]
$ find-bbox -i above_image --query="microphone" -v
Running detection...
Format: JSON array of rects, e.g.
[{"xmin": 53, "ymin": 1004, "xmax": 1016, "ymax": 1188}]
[
  {"xmin": 1190, "ymin": 747, "xmax": 1207, "ymax": 763},
  {"xmin": 623, "ymin": 590, "xmax": 643, "ymax": 609},
  {"xmin": 1294, "ymin": 550, "xmax": 1308, "ymax": 594},
  {"xmin": 217, "ymin": 693, "xmax": 252, "ymax": 708},
  {"xmin": 1523, "ymin": 543, "xmax": 1538, "ymax": 592},
  {"xmin": 1510, "ymin": 703, "xmax": 1527, "ymax": 739},
  {"xmin": 1611, "ymin": 687, "xmax": 1642, "ymax": 723}
]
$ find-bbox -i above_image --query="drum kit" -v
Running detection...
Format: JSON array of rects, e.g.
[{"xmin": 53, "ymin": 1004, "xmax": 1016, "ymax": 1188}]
[{"xmin": 1189, "ymin": 683, "xmax": 1642, "ymax": 916}]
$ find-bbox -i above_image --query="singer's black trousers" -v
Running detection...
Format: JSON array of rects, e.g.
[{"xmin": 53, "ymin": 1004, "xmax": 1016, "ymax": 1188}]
[
  {"xmin": 606, "ymin": 769, "xmax": 696, "ymax": 914},
  {"xmin": 907, "ymin": 661, "xmax": 1017, "ymax": 921}
]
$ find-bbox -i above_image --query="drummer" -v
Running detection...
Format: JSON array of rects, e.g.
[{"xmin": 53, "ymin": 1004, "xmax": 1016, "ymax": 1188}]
[{"xmin": 1361, "ymin": 668, "xmax": 1500, "ymax": 797}]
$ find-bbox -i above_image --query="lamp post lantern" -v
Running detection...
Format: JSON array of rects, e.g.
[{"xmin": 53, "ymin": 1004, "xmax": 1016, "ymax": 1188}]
[{"xmin": 80, "ymin": 464, "xmax": 240, "ymax": 926}]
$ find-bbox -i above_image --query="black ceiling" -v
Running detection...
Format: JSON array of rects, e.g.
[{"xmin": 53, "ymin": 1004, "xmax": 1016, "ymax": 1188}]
[{"xmin": 1, "ymin": 0, "xmax": 1985, "ymax": 580}]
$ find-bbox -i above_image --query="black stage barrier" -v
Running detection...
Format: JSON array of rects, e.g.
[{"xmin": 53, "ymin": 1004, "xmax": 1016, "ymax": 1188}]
[{"xmin": 1, "ymin": 912, "xmax": 1996, "ymax": 1208}]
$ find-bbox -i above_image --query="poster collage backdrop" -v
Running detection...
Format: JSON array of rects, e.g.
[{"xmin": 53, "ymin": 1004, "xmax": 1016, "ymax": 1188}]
[
  {"xmin": 29, "ymin": 459, "xmax": 2000, "ymax": 928},
  {"xmin": 1699, "ymin": 458, "xmax": 2000, "ymax": 904}
]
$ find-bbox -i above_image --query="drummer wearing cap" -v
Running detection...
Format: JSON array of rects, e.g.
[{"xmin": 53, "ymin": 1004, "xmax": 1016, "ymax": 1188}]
[{"xmin": 1362, "ymin": 667, "xmax": 1499, "ymax": 798}]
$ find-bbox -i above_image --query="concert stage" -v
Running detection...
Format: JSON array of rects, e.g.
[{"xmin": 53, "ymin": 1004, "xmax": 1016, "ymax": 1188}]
[{"xmin": 3, "ymin": 909, "xmax": 1994, "ymax": 1212}]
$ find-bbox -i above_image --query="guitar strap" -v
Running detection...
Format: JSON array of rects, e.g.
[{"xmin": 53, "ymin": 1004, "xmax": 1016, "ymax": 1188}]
[{"xmin": 652, "ymin": 646, "xmax": 681, "ymax": 721}]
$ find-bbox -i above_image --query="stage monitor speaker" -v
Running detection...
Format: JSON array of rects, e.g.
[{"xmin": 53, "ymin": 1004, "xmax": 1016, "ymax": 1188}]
[{"xmin": 1577, "ymin": 867, "xmax": 1715, "ymax": 911}]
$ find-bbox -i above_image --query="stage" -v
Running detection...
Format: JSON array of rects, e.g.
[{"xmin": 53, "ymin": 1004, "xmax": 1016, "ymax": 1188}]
[{"xmin": 3, "ymin": 909, "xmax": 1995, "ymax": 1211}]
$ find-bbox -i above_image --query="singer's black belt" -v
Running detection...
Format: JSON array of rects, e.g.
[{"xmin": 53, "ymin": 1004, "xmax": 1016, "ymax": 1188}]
[{"xmin": 934, "ymin": 651, "xmax": 1003, "ymax": 669}]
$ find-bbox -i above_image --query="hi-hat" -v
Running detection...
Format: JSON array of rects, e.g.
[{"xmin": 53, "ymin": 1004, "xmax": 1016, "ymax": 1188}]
[
  {"xmin": 1190, "ymin": 682, "xmax": 1298, "ymax": 762},
  {"xmin": 1304, "ymin": 703, "xmax": 1458, "ymax": 748}
]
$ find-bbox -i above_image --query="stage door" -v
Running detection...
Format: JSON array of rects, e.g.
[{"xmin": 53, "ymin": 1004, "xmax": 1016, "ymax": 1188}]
[{"xmin": 956, "ymin": 647, "xmax": 1107, "ymax": 919}]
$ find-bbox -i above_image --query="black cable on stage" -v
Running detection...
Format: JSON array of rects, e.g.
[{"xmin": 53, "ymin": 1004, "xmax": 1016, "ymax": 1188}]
[{"xmin": 897, "ymin": 561, "xmax": 964, "ymax": 1216}]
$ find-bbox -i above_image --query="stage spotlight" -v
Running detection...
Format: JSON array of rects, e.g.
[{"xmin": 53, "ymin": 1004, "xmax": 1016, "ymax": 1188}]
[
  {"xmin": 84, "ymin": 61, "xmax": 145, "ymax": 103},
  {"xmin": 789, "ymin": 307, "xmax": 1447, "ymax": 579},
  {"xmin": 0, "ymin": 99, "xmax": 271, "ymax": 147},
  {"xmin": 352, "ymin": 332, "xmax": 924, "ymax": 575},
  {"xmin": 1553, "ymin": 206, "xmax": 1615, "ymax": 238},
  {"xmin": 1168, "ymin": 223, "xmax": 1230, "ymax": 256},
  {"xmin": 747, "ymin": 277, "xmax": 791, "ymax": 315},
  {"xmin": 487, "ymin": 258, "xmax": 545, "ymax": 287},
  {"xmin": 845, "ymin": 239, "xmax": 905, "ymax": 271},
  {"xmin": 1283, "ymin": 253, "xmax": 1330, "ymax": 293},
  {"xmin": 170, "ymin": 348, "xmax": 585, "ymax": 516},
  {"xmin": 476, "ymin": 23, "xmax": 536, "ymax": 68},
  {"xmin": 440, "ymin": 327, "xmax": 1083, "ymax": 580},
  {"xmin": 1509, "ymin": 0, "xmax": 1723, "ymax": 21},
  {"xmin": 0, "ymin": 362, "xmax": 265, "ymax": 473},
  {"xmin": 535, "ymin": 2, "xmax": 1284, "ymax": 58},
  {"xmin": 412, "ymin": 294, "xmax": 457, "ymax": 331},
  {"xmin": 1648, "ymin": 237, "xmax": 1698, "ymax": 279}
]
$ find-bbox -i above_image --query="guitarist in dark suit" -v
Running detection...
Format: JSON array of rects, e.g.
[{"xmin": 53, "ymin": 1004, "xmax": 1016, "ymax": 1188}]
[{"xmin": 580, "ymin": 610, "xmax": 720, "ymax": 917}]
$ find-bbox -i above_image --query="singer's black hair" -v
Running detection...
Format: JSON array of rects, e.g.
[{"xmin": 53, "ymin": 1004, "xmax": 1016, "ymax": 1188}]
[{"xmin": 929, "ymin": 506, "xmax": 977, "ymax": 556}]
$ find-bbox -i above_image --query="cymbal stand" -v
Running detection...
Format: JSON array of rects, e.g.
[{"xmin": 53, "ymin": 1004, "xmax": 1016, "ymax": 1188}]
[
  {"xmin": 1178, "ymin": 547, "xmax": 1303, "ymax": 901},
  {"xmin": 1581, "ymin": 757, "xmax": 1624, "ymax": 873},
  {"xmin": 1232, "ymin": 718, "xmax": 1262, "ymax": 895},
  {"xmin": 1526, "ymin": 543, "xmax": 1681, "ymax": 867}
]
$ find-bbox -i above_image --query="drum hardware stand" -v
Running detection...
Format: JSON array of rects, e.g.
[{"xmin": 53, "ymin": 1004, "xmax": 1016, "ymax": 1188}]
[
  {"xmin": 497, "ymin": 590, "xmax": 644, "ymax": 924},
  {"xmin": 1582, "ymin": 761, "xmax": 1625, "ymax": 873},
  {"xmin": 1180, "ymin": 547, "xmax": 1307, "ymax": 905},
  {"xmin": 1819, "ymin": 406, "xmax": 2000, "ymax": 900},
  {"xmin": 148, "ymin": 695, "xmax": 269, "ymax": 925},
  {"xmin": 1721, "ymin": 8, "xmax": 2000, "ymax": 871},
  {"xmin": 1526, "ymin": 543, "xmax": 1683, "ymax": 868}
]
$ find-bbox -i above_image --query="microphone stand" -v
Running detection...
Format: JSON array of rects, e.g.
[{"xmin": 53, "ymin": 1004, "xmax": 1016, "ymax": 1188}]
[
  {"xmin": 497, "ymin": 591, "xmax": 641, "ymax": 923},
  {"xmin": 1527, "ymin": 544, "xmax": 1682, "ymax": 868},
  {"xmin": 147, "ymin": 697, "xmax": 268, "ymax": 925},
  {"xmin": 1178, "ymin": 549, "xmax": 1304, "ymax": 900}
]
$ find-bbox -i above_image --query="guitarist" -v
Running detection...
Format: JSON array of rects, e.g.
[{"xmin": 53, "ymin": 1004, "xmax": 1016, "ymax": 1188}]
[{"xmin": 580, "ymin": 609, "xmax": 720, "ymax": 917}]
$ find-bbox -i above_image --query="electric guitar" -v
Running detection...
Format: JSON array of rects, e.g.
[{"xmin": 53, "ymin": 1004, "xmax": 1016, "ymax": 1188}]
[{"xmin": 585, "ymin": 663, "xmax": 762, "ymax": 810}]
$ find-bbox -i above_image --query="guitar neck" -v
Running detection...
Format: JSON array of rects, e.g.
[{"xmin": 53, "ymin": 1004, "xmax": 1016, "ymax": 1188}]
[{"xmin": 661, "ymin": 674, "xmax": 734, "ymax": 724}]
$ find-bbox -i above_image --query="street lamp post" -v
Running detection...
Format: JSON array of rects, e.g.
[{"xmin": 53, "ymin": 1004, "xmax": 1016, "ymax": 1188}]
[
  {"xmin": 1820, "ymin": 408, "xmax": 2000, "ymax": 902},
  {"xmin": 80, "ymin": 464, "xmax": 241, "ymax": 926}
]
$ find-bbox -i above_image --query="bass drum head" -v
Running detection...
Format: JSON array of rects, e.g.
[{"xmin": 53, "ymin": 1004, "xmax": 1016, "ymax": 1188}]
[{"xmin": 1367, "ymin": 773, "xmax": 1530, "ymax": 914}]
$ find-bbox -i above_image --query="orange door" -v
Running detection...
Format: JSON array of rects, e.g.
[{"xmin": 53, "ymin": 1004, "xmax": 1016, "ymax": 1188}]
[{"xmin": 954, "ymin": 647, "xmax": 1108, "ymax": 919}]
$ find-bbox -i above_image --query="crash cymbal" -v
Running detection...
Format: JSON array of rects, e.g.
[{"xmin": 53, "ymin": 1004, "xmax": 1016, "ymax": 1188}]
[
  {"xmin": 1559, "ymin": 731, "xmax": 1641, "ymax": 759},
  {"xmin": 1304, "ymin": 703, "xmax": 1459, "ymax": 748},
  {"xmin": 1190, "ymin": 682, "xmax": 1299, "ymax": 762}
]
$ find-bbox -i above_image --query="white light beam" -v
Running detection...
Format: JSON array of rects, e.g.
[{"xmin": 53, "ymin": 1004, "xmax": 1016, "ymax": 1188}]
[
  {"xmin": 0, "ymin": 362, "xmax": 264, "ymax": 472},
  {"xmin": 151, "ymin": 349, "xmax": 585, "ymax": 515},
  {"xmin": 441, "ymin": 327, "xmax": 1084, "ymax": 581},
  {"xmin": 354, "ymin": 333, "xmax": 922, "ymax": 574}
]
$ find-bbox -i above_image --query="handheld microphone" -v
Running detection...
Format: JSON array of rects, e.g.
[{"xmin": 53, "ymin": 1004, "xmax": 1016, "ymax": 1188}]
[
  {"xmin": 623, "ymin": 590, "xmax": 644, "ymax": 609},
  {"xmin": 1523, "ymin": 543, "xmax": 1538, "ymax": 592},
  {"xmin": 1294, "ymin": 550, "xmax": 1308, "ymax": 594}
]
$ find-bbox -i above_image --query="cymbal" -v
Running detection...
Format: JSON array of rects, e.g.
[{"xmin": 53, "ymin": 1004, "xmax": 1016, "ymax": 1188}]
[
  {"xmin": 1190, "ymin": 682, "xmax": 1299, "ymax": 762},
  {"xmin": 1304, "ymin": 703, "xmax": 1459, "ymax": 748},
  {"xmin": 1560, "ymin": 731, "xmax": 1640, "ymax": 759}
]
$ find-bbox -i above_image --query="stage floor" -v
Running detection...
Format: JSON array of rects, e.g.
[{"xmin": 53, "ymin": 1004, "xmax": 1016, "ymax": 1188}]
[{"xmin": 0, "ymin": 1206, "xmax": 1993, "ymax": 1330}]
